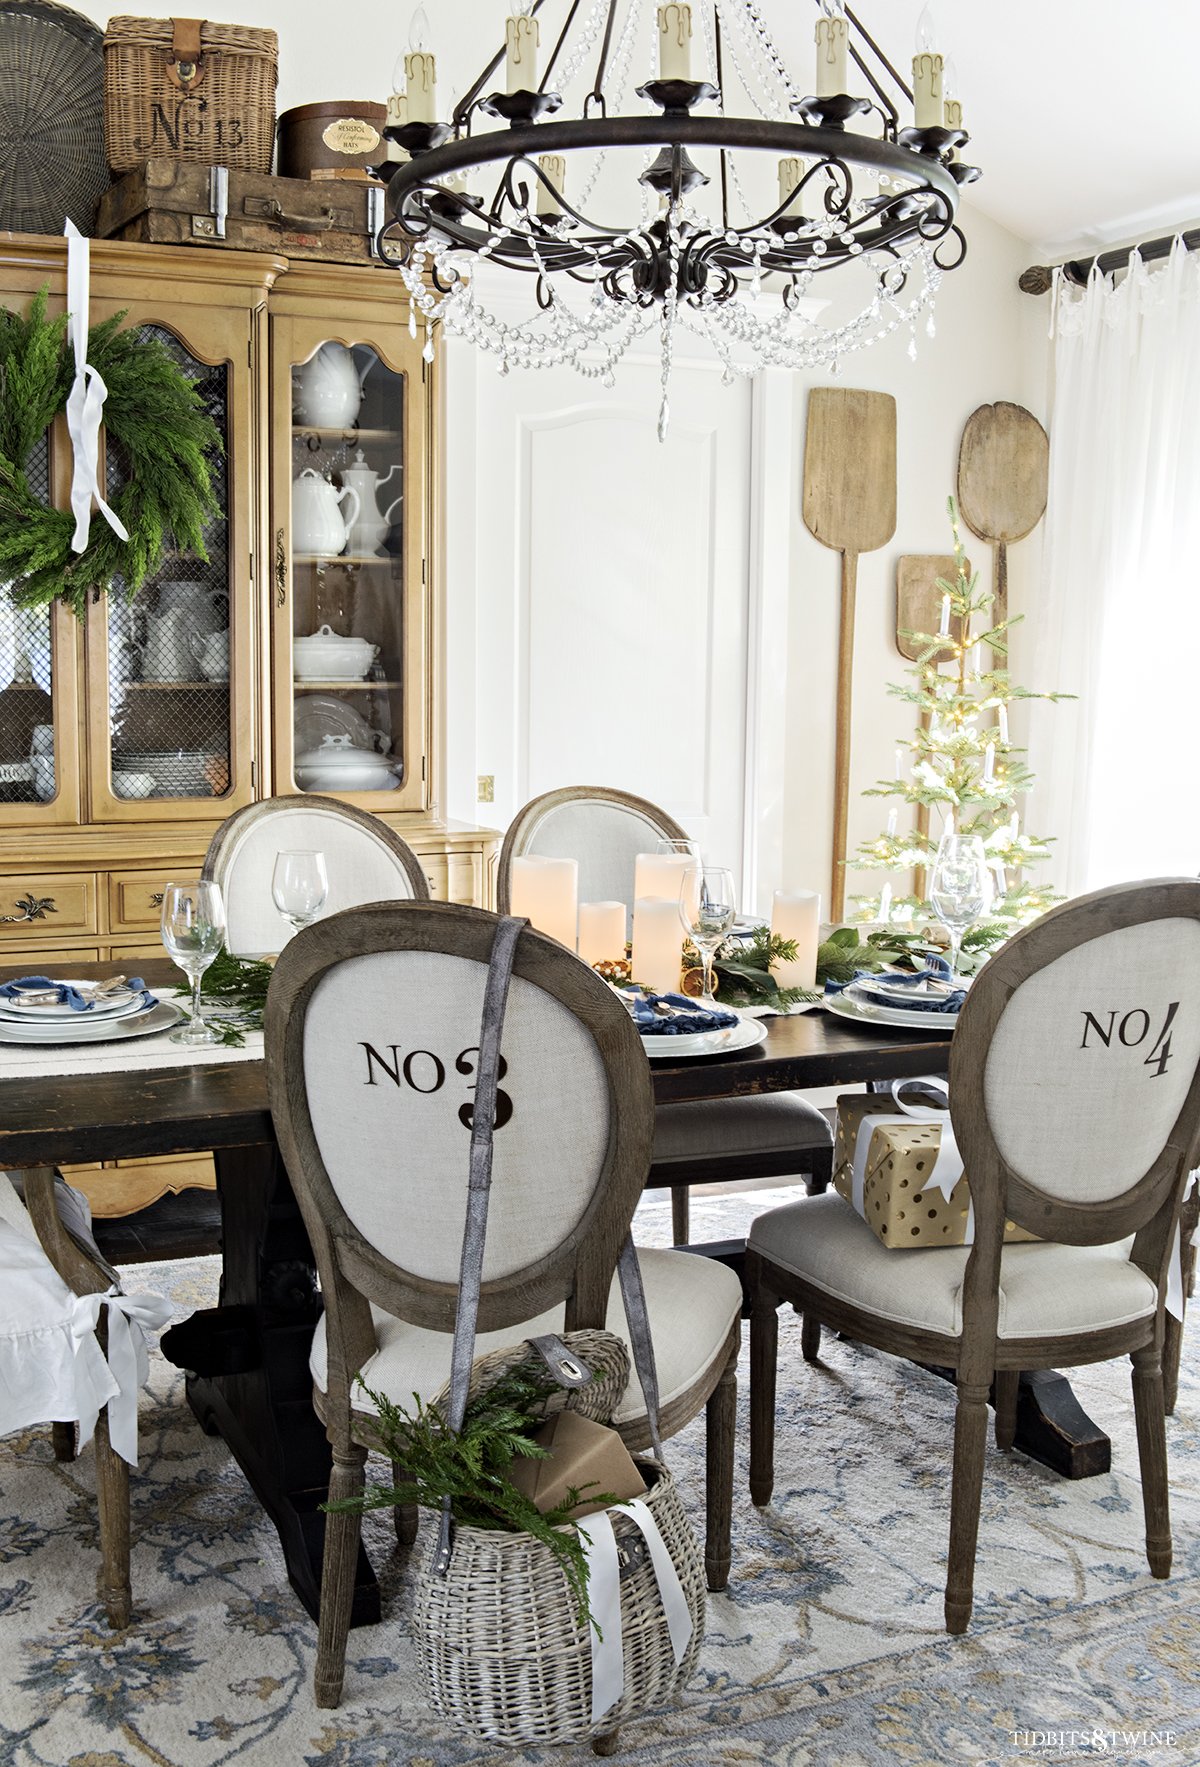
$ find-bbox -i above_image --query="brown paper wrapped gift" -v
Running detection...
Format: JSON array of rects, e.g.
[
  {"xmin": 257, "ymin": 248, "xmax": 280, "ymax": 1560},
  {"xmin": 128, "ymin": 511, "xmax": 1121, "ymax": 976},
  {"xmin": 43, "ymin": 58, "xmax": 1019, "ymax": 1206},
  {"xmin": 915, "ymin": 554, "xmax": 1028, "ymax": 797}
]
[
  {"xmin": 834, "ymin": 1092, "xmax": 1037, "ymax": 1249},
  {"xmin": 507, "ymin": 1408, "xmax": 647, "ymax": 1520}
]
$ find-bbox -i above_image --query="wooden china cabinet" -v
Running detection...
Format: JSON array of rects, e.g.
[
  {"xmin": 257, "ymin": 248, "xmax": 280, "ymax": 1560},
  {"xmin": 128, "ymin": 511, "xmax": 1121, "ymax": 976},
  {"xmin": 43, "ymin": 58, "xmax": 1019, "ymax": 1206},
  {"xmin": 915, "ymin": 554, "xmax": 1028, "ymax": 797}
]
[{"xmin": 0, "ymin": 232, "xmax": 496, "ymax": 1216}]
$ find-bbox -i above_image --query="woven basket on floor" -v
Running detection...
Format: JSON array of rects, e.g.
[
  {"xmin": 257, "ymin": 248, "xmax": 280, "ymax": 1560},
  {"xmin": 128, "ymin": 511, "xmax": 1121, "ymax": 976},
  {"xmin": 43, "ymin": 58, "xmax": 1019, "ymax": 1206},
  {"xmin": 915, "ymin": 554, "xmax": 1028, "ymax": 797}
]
[
  {"xmin": 414, "ymin": 1459, "xmax": 705, "ymax": 1748},
  {"xmin": 103, "ymin": 16, "xmax": 277, "ymax": 174}
]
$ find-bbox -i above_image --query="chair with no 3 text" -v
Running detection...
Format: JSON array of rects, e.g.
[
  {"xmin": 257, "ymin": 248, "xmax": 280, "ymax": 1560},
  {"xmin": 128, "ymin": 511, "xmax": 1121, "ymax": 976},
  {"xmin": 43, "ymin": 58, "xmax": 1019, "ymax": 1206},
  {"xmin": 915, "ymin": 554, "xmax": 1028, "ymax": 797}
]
[
  {"xmin": 264, "ymin": 899, "xmax": 743, "ymax": 1707},
  {"xmin": 747, "ymin": 878, "xmax": 1200, "ymax": 1633},
  {"xmin": 498, "ymin": 785, "xmax": 834, "ymax": 1246}
]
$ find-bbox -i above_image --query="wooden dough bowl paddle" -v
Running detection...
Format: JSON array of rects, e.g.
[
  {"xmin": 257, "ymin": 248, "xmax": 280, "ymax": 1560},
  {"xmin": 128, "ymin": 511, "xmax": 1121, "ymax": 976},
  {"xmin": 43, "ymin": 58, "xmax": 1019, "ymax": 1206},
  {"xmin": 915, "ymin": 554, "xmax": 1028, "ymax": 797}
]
[
  {"xmin": 896, "ymin": 553, "xmax": 968, "ymax": 896},
  {"xmin": 956, "ymin": 401, "xmax": 1049, "ymax": 629},
  {"xmin": 803, "ymin": 387, "xmax": 897, "ymax": 922}
]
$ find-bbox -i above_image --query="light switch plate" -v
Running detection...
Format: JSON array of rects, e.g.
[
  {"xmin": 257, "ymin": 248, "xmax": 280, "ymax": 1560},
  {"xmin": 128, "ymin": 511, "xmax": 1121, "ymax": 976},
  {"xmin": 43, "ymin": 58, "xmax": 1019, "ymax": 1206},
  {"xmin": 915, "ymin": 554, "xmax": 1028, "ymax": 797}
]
[{"xmin": 477, "ymin": 774, "xmax": 495, "ymax": 803}]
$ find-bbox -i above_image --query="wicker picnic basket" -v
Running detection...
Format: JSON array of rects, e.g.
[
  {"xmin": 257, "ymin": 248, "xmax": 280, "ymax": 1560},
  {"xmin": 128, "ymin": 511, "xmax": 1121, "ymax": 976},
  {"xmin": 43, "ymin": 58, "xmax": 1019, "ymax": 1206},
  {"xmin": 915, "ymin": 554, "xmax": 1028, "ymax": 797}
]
[
  {"xmin": 103, "ymin": 16, "xmax": 277, "ymax": 175},
  {"xmin": 0, "ymin": 0, "xmax": 108, "ymax": 234},
  {"xmin": 415, "ymin": 1334, "xmax": 705, "ymax": 1750}
]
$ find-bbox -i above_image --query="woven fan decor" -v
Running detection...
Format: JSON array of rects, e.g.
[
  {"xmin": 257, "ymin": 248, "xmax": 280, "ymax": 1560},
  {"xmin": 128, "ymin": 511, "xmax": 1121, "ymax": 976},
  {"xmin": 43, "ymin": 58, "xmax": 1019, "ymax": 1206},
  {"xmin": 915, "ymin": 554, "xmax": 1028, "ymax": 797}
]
[{"xmin": 0, "ymin": 0, "xmax": 108, "ymax": 235}]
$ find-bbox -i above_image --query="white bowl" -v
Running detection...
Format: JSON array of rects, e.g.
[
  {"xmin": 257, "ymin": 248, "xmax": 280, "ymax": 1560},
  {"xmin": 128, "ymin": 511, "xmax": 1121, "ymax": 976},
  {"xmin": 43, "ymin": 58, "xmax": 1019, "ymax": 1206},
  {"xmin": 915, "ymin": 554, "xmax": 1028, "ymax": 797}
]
[{"xmin": 112, "ymin": 771, "xmax": 157, "ymax": 800}]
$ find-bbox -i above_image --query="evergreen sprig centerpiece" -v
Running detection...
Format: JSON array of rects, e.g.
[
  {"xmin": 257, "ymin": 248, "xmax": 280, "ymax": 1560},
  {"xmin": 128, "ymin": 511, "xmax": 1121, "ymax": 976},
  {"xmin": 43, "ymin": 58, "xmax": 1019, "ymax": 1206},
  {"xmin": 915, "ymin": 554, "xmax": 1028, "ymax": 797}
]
[{"xmin": 852, "ymin": 497, "xmax": 1069, "ymax": 967}]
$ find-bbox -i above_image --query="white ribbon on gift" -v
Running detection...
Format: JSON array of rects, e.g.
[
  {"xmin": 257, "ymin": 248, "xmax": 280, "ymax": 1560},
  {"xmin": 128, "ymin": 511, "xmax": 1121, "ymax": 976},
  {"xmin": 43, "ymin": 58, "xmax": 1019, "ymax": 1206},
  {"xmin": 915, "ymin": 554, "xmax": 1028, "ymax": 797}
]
[
  {"xmin": 70, "ymin": 1284, "xmax": 175, "ymax": 1466},
  {"xmin": 578, "ymin": 1495, "xmax": 693, "ymax": 1725},
  {"xmin": 851, "ymin": 1076, "xmax": 966, "ymax": 1225},
  {"xmin": 64, "ymin": 220, "xmax": 130, "ymax": 555},
  {"xmin": 1165, "ymin": 1171, "xmax": 1200, "ymax": 1324}
]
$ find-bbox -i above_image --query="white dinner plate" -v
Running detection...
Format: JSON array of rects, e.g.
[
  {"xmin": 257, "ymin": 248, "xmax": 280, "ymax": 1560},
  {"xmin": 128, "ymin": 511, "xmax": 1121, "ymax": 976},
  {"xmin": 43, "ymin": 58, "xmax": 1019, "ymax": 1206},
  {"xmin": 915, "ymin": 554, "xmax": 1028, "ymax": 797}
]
[
  {"xmin": 853, "ymin": 972, "xmax": 966, "ymax": 1010},
  {"xmin": 823, "ymin": 987, "xmax": 959, "ymax": 1034},
  {"xmin": 0, "ymin": 982, "xmax": 143, "ymax": 1020},
  {"xmin": 0, "ymin": 1000, "xmax": 184, "ymax": 1046},
  {"xmin": 640, "ymin": 1016, "xmax": 769, "ymax": 1060}
]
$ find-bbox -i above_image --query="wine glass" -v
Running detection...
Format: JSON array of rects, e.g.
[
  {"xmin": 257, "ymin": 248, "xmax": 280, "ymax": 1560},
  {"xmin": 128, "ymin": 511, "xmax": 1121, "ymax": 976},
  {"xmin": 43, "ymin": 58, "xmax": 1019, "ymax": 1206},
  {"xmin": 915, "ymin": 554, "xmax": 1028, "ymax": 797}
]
[
  {"xmin": 161, "ymin": 880, "xmax": 226, "ymax": 1046},
  {"xmin": 656, "ymin": 837, "xmax": 701, "ymax": 922},
  {"xmin": 678, "ymin": 866, "xmax": 737, "ymax": 1008},
  {"xmin": 929, "ymin": 831, "xmax": 992, "ymax": 978},
  {"xmin": 272, "ymin": 850, "xmax": 329, "ymax": 937}
]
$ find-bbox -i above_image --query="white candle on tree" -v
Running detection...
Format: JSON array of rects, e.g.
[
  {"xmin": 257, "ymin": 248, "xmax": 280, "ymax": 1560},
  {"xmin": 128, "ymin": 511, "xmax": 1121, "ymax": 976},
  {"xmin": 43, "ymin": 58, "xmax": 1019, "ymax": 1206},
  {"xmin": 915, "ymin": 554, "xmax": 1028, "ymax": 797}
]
[
  {"xmin": 632, "ymin": 897, "xmax": 684, "ymax": 994},
  {"xmin": 815, "ymin": 0, "xmax": 849, "ymax": 98},
  {"xmin": 912, "ymin": 5, "xmax": 943, "ymax": 128},
  {"xmin": 982, "ymin": 743, "xmax": 995, "ymax": 785},
  {"xmin": 658, "ymin": 3, "xmax": 692, "ymax": 80},
  {"xmin": 510, "ymin": 855, "xmax": 578, "ymax": 949},
  {"xmin": 506, "ymin": 0, "xmax": 538, "ymax": 93},
  {"xmin": 578, "ymin": 900, "xmax": 626, "ymax": 966},
  {"xmin": 771, "ymin": 891, "xmax": 820, "ymax": 991},
  {"xmin": 405, "ymin": 6, "xmax": 437, "ymax": 124},
  {"xmin": 938, "ymin": 592, "xmax": 951, "ymax": 636},
  {"xmin": 998, "ymin": 703, "xmax": 1009, "ymax": 744},
  {"xmin": 878, "ymin": 882, "xmax": 893, "ymax": 924}
]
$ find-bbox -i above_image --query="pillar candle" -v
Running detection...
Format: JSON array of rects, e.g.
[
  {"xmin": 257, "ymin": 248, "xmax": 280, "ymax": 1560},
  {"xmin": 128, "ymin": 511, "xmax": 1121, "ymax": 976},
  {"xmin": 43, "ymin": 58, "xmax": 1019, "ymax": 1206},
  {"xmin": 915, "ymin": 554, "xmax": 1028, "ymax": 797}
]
[
  {"xmin": 771, "ymin": 890, "xmax": 819, "ymax": 991},
  {"xmin": 537, "ymin": 154, "xmax": 566, "ymax": 218},
  {"xmin": 632, "ymin": 897, "xmax": 683, "ymax": 994},
  {"xmin": 506, "ymin": 6, "xmax": 538, "ymax": 92},
  {"xmin": 657, "ymin": 3, "xmax": 692, "ymax": 80},
  {"xmin": 634, "ymin": 852, "xmax": 699, "ymax": 921},
  {"xmin": 510, "ymin": 855, "xmax": 578, "ymax": 949},
  {"xmin": 815, "ymin": 2, "xmax": 848, "ymax": 99},
  {"xmin": 578, "ymin": 900, "xmax": 626, "ymax": 966}
]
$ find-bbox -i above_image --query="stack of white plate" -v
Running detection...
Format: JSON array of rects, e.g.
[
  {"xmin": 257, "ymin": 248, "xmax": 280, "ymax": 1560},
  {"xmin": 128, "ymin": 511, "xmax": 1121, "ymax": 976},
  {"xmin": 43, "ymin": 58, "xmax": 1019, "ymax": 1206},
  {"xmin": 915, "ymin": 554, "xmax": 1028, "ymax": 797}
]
[
  {"xmin": 823, "ymin": 972, "xmax": 965, "ymax": 1033},
  {"xmin": 0, "ymin": 980, "xmax": 182, "ymax": 1046}
]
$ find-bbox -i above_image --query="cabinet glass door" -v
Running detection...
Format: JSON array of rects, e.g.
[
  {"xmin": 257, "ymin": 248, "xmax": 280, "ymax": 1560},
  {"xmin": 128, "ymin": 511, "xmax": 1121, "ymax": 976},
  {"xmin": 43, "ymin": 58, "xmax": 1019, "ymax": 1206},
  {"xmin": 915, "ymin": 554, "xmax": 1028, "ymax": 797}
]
[
  {"xmin": 0, "ymin": 425, "xmax": 82, "ymax": 825},
  {"xmin": 85, "ymin": 310, "xmax": 256, "ymax": 821},
  {"xmin": 274, "ymin": 318, "xmax": 427, "ymax": 810}
]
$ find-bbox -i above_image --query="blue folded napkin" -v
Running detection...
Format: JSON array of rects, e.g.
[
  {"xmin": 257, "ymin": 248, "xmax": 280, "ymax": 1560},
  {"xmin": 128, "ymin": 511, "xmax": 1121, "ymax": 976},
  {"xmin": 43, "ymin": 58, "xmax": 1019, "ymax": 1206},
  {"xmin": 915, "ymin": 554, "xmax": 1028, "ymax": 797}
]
[
  {"xmin": 826, "ymin": 961, "xmax": 966, "ymax": 1014},
  {"xmin": 627, "ymin": 990, "xmax": 739, "ymax": 1036},
  {"xmin": 0, "ymin": 975, "xmax": 154, "ymax": 1013}
]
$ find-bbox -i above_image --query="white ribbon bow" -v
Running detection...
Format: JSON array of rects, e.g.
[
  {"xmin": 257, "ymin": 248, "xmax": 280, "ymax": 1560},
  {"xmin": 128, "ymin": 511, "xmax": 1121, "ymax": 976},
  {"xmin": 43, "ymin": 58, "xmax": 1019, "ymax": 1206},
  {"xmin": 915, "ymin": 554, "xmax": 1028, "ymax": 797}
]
[
  {"xmin": 851, "ymin": 1075, "xmax": 967, "ymax": 1217},
  {"xmin": 578, "ymin": 1497, "xmax": 693, "ymax": 1725},
  {"xmin": 64, "ymin": 220, "xmax": 129, "ymax": 555},
  {"xmin": 70, "ymin": 1285, "xmax": 175, "ymax": 1466}
]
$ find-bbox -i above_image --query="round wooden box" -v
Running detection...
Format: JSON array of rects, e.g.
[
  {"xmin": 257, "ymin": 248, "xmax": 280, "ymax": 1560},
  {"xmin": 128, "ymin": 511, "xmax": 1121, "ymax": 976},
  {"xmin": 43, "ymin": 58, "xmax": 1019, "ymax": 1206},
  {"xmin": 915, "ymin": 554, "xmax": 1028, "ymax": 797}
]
[{"xmin": 277, "ymin": 101, "xmax": 387, "ymax": 180}]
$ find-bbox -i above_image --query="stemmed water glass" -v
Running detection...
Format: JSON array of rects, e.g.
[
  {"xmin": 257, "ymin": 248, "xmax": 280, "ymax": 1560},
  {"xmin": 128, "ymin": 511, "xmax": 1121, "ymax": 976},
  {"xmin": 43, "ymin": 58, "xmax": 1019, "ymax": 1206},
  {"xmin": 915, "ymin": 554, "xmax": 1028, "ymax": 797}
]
[
  {"xmin": 929, "ymin": 831, "xmax": 992, "ymax": 978},
  {"xmin": 678, "ymin": 866, "xmax": 737, "ymax": 1009},
  {"xmin": 161, "ymin": 880, "xmax": 226, "ymax": 1046},
  {"xmin": 272, "ymin": 850, "xmax": 329, "ymax": 937}
]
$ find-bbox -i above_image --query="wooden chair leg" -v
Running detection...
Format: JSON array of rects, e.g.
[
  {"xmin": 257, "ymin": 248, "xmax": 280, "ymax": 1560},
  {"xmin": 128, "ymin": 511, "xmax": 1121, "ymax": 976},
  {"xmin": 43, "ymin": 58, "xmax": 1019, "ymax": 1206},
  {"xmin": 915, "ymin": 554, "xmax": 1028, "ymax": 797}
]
[
  {"xmin": 1131, "ymin": 1347, "xmax": 1172, "ymax": 1579},
  {"xmin": 749, "ymin": 1274, "xmax": 778, "ymax": 1507},
  {"xmin": 670, "ymin": 1184, "xmax": 690, "ymax": 1246},
  {"xmin": 1163, "ymin": 1312, "xmax": 1183, "ymax": 1417},
  {"xmin": 804, "ymin": 1144, "xmax": 834, "ymax": 1197},
  {"xmin": 315, "ymin": 1443, "xmax": 368, "ymax": 1708},
  {"xmin": 993, "ymin": 1370, "xmax": 1019, "ymax": 1450},
  {"xmin": 390, "ymin": 1459, "xmax": 418, "ymax": 1544},
  {"xmin": 944, "ymin": 1378, "xmax": 989, "ymax": 1635},
  {"xmin": 52, "ymin": 1420, "xmax": 77, "ymax": 1462},
  {"xmin": 94, "ymin": 1409, "xmax": 131, "ymax": 1629},
  {"xmin": 800, "ymin": 1313, "xmax": 821, "ymax": 1362},
  {"xmin": 704, "ymin": 1344, "xmax": 737, "ymax": 1592}
]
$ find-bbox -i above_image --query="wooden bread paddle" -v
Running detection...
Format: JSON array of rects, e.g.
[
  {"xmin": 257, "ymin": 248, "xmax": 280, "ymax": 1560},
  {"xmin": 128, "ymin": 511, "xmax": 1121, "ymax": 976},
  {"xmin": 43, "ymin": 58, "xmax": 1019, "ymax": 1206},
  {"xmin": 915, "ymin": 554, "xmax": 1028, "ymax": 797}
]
[
  {"xmin": 956, "ymin": 401, "xmax": 1049, "ymax": 630},
  {"xmin": 896, "ymin": 553, "xmax": 967, "ymax": 896},
  {"xmin": 804, "ymin": 387, "xmax": 897, "ymax": 921}
]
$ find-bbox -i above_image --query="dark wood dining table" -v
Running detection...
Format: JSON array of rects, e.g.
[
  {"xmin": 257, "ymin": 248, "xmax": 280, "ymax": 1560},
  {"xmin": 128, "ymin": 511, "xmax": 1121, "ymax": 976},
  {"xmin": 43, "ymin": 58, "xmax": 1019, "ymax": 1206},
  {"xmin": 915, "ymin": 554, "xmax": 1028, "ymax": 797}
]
[{"xmin": 0, "ymin": 959, "xmax": 1109, "ymax": 1628}]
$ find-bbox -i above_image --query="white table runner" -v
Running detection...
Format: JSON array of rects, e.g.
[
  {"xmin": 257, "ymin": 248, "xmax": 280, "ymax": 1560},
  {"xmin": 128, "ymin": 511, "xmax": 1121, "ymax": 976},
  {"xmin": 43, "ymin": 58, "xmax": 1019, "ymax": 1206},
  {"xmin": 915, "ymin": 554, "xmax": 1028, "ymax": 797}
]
[{"xmin": 0, "ymin": 989, "xmax": 264, "ymax": 1082}]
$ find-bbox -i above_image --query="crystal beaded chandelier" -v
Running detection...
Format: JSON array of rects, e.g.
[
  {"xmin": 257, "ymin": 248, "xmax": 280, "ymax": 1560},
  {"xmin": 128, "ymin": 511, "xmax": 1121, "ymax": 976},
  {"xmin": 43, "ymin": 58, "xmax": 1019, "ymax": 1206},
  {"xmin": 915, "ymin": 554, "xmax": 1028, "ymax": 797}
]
[{"xmin": 380, "ymin": 1, "xmax": 979, "ymax": 436}]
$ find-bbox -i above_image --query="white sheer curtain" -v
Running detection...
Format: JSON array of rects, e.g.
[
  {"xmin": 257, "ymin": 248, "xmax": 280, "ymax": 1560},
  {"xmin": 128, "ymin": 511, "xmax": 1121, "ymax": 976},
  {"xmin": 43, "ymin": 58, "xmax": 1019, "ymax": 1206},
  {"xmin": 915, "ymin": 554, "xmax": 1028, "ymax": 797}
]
[{"xmin": 1027, "ymin": 242, "xmax": 1200, "ymax": 894}]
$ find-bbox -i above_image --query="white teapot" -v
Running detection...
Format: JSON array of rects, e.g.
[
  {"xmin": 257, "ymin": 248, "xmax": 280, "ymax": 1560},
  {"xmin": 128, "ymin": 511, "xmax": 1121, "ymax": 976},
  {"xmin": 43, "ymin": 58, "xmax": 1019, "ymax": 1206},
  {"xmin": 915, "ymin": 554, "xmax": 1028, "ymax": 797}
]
[
  {"xmin": 338, "ymin": 450, "xmax": 404, "ymax": 556},
  {"xmin": 292, "ymin": 343, "xmax": 375, "ymax": 429},
  {"xmin": 292, "ymin": 470, "xmax": 361, "ymax": 559}
]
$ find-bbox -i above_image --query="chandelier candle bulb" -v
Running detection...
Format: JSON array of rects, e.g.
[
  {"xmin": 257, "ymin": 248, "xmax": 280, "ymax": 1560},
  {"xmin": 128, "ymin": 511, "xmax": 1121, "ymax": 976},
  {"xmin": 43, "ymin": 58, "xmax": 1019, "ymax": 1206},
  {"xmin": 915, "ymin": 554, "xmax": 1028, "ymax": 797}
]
[
  {"xmin": 537, "ymin": 155, "xmax": 566, "ymax": 218},
  {"xmin": 506, "ymin": 3, "xmax": 538, "ymax": 93},
  {"xmin": 912, "ymin": 5, "xmax": 943, "ymax": 130},
  {"xmin": 578, "ymin": 900, "xmax": 626, "ymax": 967},
  {"xmin": 771, "ymin": 890, "xmax": 820, "ymax": 991},
  {"xmin": 510, "ymin": 855, "xmax": 579, "ymax": 949},
  {"xmin": 657, "ymin": 3, "xmax": 693, "ymax": 81},
  {"xmin": 632, "ymin": 897, "xmax": 684, "ymax": 994},
  {"xmin": 815, "ymin": 0, "xmax": 849, "ymax": 99},
  {"xmin": 778, "ymin": 157, "xmax": 805, "ymax": 219},
  {"xmin": 635, "ymin": 851, "xmax": 700, "ymax": 921},
  {"xmin": 405, "ymin": 9, "xmax": 437, "ymax": 125}
]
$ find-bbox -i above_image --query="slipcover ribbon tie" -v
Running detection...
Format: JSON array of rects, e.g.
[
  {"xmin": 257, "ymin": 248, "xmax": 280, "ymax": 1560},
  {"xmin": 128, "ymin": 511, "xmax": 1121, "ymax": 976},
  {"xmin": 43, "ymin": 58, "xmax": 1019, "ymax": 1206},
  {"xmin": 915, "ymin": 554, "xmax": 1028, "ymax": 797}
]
[
  {"xmin": 70, "ymin": 1285, "xmax": 175, "ymax": 1466},
  {"xmin": 64, "ymin": 220, "xmax": 129, "ymax": 555}
]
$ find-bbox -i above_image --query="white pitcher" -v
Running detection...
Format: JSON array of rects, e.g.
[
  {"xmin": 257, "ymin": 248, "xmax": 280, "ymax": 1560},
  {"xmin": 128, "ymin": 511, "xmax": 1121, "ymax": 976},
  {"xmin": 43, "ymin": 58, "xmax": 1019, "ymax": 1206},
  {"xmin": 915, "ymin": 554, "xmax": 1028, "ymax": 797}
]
[
  {"xmin": 292, "ymin": 343, "xmax": 375, "ymax": 428},
  {"xmin": 292, "ymin": 469, "xmax": 361, "ymax": 559},
  {"xmin": 338, "ymin": 450, "xmax": 404, "ymax": 556}
]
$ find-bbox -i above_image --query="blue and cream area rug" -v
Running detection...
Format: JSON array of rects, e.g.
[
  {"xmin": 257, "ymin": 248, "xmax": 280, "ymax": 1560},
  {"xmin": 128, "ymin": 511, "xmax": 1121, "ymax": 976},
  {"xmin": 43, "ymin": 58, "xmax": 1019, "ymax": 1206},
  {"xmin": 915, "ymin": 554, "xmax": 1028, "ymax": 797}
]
[{"xmin": 2, "ymin": 1187, "xmax": 1199, "ymax": 1767}]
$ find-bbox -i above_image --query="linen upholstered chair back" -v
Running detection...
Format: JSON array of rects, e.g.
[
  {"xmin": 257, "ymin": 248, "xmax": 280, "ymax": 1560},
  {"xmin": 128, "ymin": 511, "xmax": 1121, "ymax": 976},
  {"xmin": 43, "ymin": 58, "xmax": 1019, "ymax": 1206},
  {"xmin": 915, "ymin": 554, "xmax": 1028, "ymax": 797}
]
[
  {"xmin": 947, "ymin": 879, "xmax": 1200, "ymax": 1359},
  {"xmin": 203, "ymin": 795, "xmax": 429, "ymax": 957},
  {"xmin": 498, "ymin": 786, "xmax": 690, "ymax": 924},
  {"xmin": 265, "ymin": 901, "xmax": 654, "ymax": 1412}
]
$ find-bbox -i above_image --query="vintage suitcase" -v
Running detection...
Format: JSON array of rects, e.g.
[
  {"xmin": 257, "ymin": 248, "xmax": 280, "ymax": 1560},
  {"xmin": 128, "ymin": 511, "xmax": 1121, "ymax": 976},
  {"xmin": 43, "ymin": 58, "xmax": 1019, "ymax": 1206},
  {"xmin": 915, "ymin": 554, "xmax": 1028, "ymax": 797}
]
[{"xmin": 96, "ymin": 157, "xmax": 400, "ymax": 266}]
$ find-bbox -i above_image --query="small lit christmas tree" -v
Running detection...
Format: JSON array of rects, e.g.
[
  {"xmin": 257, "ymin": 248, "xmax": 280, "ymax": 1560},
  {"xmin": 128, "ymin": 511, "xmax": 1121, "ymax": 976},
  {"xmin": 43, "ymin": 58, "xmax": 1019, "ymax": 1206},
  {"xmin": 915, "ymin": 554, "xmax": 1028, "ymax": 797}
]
[{"xmin": 850, "ymin": 496, "xmax": 1068, "ymax": 968}]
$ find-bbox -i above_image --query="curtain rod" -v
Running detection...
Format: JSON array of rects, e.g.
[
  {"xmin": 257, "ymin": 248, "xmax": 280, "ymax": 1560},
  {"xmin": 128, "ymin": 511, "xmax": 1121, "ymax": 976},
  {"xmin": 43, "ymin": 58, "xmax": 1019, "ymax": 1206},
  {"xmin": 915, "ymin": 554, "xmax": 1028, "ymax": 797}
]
[{"xmin": 1019, "ymin": 226, "xmax": 1200, "ymax": 294}]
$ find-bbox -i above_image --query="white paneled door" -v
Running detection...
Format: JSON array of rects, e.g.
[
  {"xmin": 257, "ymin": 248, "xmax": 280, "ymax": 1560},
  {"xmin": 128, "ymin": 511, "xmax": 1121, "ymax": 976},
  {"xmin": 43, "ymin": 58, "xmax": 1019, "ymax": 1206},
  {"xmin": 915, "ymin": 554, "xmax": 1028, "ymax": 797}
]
[{"xmin": 464, "ymin": 349, "xmax": 754, "ymax": 880}]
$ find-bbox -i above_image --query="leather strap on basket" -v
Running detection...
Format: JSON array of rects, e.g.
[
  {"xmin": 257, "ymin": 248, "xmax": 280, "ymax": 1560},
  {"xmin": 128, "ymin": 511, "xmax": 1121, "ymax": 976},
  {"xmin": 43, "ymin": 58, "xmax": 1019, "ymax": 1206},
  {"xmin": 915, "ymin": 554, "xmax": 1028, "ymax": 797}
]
[
  {"xmin": 167, "ymin": 19, "xmax": 206, "ymax": 90},
  {"xmin": 433, "ymin": 917, "xmax": 667, "ymax": 1574}
]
